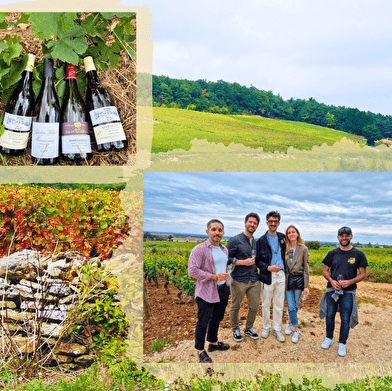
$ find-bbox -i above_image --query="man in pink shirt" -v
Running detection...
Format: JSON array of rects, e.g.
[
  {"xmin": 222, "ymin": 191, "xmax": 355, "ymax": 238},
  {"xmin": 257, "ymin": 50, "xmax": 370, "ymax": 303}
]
[{"xmin": 188, "ymin": 219, "xmax": 230, "ymax": 363}]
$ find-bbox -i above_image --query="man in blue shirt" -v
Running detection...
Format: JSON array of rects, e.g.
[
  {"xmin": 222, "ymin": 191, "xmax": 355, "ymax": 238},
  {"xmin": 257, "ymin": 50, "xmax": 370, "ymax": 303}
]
[{"xmin": 256, "ymin": 211, "xmax": 286, "ymax": 342}]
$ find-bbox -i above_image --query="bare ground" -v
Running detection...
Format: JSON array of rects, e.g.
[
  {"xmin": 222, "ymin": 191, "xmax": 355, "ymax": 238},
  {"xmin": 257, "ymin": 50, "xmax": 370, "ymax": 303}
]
[{"xmin": 143, "ymin": 275, "xmax": 392, "ymax": 363}]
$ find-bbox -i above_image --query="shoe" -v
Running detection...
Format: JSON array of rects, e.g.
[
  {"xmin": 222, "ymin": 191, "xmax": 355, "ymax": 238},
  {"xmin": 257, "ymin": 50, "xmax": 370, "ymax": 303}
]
[
  {"xmin": 272, "ymin": 330, "xmax": 285, "ymax": 342},
  {"xmin": 338, "ymin": 343, "xmax": 346, "ymax": 357},
  {"xmin": 321, "ymin": 337, "xmax": 333, "ymax": 349},
  {"xmin": 291, "ymin": 330, "xmax": 300, "ymax": 343},
  {"xmin": 233, "ymin": 329, "xmax": 243, "ymax": 342},
  {"xmin": 261, "ymin": 328, "xmax": 270, "ymax": 339},
  {"xmin": 199, "ymin": 350, "xmax": 212, "ymax": 363},
  {"xmin": 207, "ymin": 341, "xmax": 230, "ymax": 352},
  {"xmin": 285, "ymin": 323, "xmax": 292, "ymax": 335},
  {"xmin": 244, "ymin": 328, "xmax": 259, "ymax": 340}
]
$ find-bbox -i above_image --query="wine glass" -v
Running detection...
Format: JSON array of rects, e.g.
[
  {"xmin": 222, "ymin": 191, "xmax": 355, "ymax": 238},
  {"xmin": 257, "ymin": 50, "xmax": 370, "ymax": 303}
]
[{"xmin": 337, "ymin": 274, "xmax": 343, "ymax": 289}]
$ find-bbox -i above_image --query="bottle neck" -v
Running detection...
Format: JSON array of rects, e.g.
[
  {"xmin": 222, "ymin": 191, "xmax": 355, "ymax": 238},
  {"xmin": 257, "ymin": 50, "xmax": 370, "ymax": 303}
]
[{"xmin": 86, "ymin": 69, "xmax": 101, "ymax": 84}]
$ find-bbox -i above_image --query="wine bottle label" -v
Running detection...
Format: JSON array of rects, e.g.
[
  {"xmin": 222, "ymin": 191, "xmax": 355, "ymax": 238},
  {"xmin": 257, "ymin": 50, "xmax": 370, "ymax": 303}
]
[
  {"xmin": 93, "ymin": 122, "xmax": 126, "ymax": 144},
  {"xmin": 66, "ymin": 65, "xmax": 76, "ymax": 80},
  {"xmin": 31, "ymin": 122, "xmax": 60, "ymax": 159},
  {"xmin": 84, "ymin": 56, "xmax": 96, "ymax": 72},
  {"xmin": 61, "ymin": 121, "xmax": 92, "ymax": 154},
  {"xmin": 3, "ymin": 113, "xmax": 33, "ymax": 131},
  {"xmin": 26, "ymin": 53, "xmax": 36, "ymax": 72},
  {"xmin": 89, "ymin": 106, "xmax": 121, "ymax": 126},
  {"xmin": 0, "ymin": 130, "xmax": 29, "ymax": 150}
]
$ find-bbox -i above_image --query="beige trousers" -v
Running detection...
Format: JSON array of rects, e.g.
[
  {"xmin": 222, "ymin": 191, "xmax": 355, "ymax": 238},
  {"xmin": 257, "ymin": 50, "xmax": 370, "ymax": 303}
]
[
  {"xmin": 261, "ymin": 269, "xmax": 285, "ymax": 331},
  {"xmin": 230, "ymin": 278, "xmax": 261, "ymax": 331}
]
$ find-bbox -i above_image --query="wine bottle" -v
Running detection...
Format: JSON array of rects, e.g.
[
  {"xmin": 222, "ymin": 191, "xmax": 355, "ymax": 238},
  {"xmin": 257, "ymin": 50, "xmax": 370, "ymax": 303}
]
[
  {"xmin": 83, "ymin": 56, "xmax": 127, "ymax": 152},
  {"xmin": 61, "ymin": 64, "xmax": 92, "ymax": 162},
  {"xmin": 0, "ymin": 53, "xmax": 35, "ymax": 156},
  {"xmin": 31, "ymin": 58, "xmax": 60, "ymax": 165}
]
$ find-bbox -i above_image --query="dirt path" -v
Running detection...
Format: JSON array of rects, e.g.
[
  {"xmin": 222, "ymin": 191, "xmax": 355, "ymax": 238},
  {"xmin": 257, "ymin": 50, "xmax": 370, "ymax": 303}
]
[{"xmin": 143, "ymin": 275, "xmax": 392, "ymax": 363}]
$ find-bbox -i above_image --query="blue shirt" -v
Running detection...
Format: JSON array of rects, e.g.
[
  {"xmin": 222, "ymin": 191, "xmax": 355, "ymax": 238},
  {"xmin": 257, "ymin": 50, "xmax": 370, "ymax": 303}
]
[{"xmin": 267, "ymin": 233, "xmax": 285, "ymax": 271}]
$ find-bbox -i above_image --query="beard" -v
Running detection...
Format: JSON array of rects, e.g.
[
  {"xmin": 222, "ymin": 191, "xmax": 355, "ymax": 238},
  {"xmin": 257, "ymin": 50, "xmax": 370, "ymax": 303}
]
[{"xmin": 339, "ymin": 239, "xmax": 351, "ymax": 247}]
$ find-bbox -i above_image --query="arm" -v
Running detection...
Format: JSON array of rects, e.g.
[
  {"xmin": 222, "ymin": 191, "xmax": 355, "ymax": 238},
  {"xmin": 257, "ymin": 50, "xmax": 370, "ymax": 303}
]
[
  {"xmin": 340, "ymin": 267, "xmax": 367, "ymax": 289},
  {"xmin": 188, "ymin": 245, "xmax": 214, "ymax": 283},
  {"xmin": 227, "ymin": 237, "xmax": 255, "ymax": 266},
  {"xmin": 303, "ymin": 247, "xmax": 310, "ymax": 288},
  {"xmin": 322, "ymin": 264, "xmax": 341, "ymax": 290}
]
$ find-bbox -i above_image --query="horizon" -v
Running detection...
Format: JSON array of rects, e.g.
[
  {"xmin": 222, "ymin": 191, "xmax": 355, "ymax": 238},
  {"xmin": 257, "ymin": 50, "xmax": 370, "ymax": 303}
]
[{"xmin": 143, "ymin": 230, "xmax": 390, "ymax": 246}]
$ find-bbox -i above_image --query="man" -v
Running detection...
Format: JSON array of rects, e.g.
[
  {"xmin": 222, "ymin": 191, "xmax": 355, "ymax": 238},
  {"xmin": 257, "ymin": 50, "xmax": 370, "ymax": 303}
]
[
  {"xmin": 226, "ymin": 213, "xmax": 261, "ymax": 342},
  {"xmin": 256, "ymin": 211, "xmax": 286, "ymax": 342},
  {"xmin": 319, "ymin": 226, "xmax": 368, "ymax": 357},
  {"xmin": 188, "ymin": 219, "xmax": 230, "ymax": 363}
]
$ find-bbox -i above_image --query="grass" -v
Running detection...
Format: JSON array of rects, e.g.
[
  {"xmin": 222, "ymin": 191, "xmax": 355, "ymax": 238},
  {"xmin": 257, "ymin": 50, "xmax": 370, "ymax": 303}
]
[
  {"xmin": 147, "ymin": 338, "xmax": 172, "ymax": 353},
  {"xmin": 152, "ymin": 107, "xmax": 360, "ymax": 154}
]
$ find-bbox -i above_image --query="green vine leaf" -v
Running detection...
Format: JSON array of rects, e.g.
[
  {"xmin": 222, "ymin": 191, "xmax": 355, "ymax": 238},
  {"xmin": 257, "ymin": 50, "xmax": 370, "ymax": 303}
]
[{"xmin": 30, "ymin": 13, "xmax": 59, "ymax": 40}]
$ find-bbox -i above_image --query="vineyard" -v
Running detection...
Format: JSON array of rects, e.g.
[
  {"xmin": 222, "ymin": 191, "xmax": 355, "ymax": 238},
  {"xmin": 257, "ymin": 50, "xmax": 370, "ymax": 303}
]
[
  {"xmin": 143, "ymin": 241, "xmax": 392, "ymax": 300},
  {"xmin": 152, "ymin": 107, "xmax": 361, "ymax": 154},
  {"xmin": 0, "ymin": 184, "xmax": 130, "ymax": 259}
]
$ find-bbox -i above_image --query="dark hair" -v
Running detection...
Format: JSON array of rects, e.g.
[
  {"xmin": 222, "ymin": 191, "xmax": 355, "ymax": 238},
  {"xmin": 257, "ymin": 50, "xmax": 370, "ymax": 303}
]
[
  {"xmin": 266, "ymin": 211, "xmax": 281, "ymax": 222},
  {"xmin": 207, "ymin": 219, "xmax": 224, "ymax": 230},
  {"xmin": 245, "ymin": 212, "xmax": 260, "ymax": 225}
]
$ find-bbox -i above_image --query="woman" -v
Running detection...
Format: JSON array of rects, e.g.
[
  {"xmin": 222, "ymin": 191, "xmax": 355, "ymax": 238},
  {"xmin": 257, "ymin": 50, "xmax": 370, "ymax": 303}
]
[{"xmin": 284, "ymin": 225, "xmax": 309, "ymax": 343}]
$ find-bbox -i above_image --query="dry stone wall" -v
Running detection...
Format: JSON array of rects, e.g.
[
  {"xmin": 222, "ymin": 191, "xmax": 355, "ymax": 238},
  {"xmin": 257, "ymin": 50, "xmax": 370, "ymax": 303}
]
[{"xmin": 0, "ymin": 249, "xmax": 119, "ymax": 370}]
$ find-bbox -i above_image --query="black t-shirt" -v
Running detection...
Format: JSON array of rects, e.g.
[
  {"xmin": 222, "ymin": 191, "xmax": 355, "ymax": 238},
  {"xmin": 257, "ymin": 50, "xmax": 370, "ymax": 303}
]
[{"xmin": 322, "ymin": 247, "xmax": 368, "ymax": 291}]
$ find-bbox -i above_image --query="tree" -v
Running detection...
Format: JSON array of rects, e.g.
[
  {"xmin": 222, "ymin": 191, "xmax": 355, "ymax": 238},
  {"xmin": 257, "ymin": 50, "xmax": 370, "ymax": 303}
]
[
  {"xmin": 306, "ymin": 241, "xmax": 321, "ymax": 250},
  {"xmin": 362, "ymin": 125, "xmax": 382, "ymax": 146}
]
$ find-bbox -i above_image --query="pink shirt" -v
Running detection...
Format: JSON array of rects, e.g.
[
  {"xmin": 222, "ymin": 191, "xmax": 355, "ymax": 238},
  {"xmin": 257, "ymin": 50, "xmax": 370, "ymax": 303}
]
[{"xmin": 188, "ymin": 239, "xmax": 229, "ymax": 303}]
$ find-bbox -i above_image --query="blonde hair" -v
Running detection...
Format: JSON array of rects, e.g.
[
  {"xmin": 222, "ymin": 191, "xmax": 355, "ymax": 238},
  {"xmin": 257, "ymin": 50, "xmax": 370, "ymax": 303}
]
[{"xmin": 285, "ymin": 225, "xmax": 305, "ymax": 257}]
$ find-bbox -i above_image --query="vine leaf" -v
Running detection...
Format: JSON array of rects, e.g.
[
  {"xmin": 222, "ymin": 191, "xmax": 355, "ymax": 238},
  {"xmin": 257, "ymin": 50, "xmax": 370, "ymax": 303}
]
[{"xmin": 30, "ymin": 13, "xmax": 58, "ymax": 40}]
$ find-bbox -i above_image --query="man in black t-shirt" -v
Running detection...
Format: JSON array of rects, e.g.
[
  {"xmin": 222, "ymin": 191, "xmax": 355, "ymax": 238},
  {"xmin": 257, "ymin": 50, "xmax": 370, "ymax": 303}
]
[{"xmin": 319, "ymin": 226, "xmax": 368, "ymax": 357}]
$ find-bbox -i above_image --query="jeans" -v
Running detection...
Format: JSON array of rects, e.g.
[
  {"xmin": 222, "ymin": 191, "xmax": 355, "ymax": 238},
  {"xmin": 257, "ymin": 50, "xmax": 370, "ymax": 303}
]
[
  {"xmin": 230, "ymin": 279, "xmax": 261, "ymax": 330},
  {"xmin": 325, "ymin": 290, "xmax": 353, "ymax": 344},
  {"xmin": 285, "ymin": 289, "xmax": 302, "ymax": 328},
  {"xmin": 262, "ymin": 270, "xmax": 285, "ymax": 331},
  {"xmin": 194, "ymin": 284, "xmax": 230, "ymax": 351}
]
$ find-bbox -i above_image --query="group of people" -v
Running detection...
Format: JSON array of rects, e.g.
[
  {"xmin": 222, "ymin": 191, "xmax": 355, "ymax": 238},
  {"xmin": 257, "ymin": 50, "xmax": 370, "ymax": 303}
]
[{"xmin": 188, "ymin": 211, "xmax": 368, "ymax": 363}]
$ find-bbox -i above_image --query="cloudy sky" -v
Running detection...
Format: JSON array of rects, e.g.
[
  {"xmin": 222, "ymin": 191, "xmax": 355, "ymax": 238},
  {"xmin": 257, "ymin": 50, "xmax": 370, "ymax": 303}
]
[
  {"xmin": 122, "ymin": 0, "xmax": 392, "ymax": 116},
  {"xmin": 144, "ymin": 172, "xmax": 392, "ymax": 245},
  {"xmin": 2, "ymin": 1, "xmax": 391, "ymax": 114}
]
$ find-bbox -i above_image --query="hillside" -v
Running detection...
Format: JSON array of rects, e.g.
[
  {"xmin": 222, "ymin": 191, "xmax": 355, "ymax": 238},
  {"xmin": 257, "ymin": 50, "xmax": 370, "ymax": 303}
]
[{"xmin": 152, "ymin": 107, "xmax": 361, "ymax": 154}]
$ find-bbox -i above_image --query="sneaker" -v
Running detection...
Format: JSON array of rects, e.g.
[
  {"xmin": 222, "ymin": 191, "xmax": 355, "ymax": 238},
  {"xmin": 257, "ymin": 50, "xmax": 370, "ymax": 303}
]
[
  {"xmin": 233, "ymin": 329, "xmax": 243, "ymax": 342},
  {"xmin": 198, "ymin": 350, "xmax": 212, "ymax": 363},
  {"xmin": 285, "ymin": 323, "xmax": 292, "ymax": 335},
  {"xmin": 208, "ymin": 341, "xmax": 230, "ymax": 352},
  {"xmin": 338, "ymin": 343, "xmax": 346, "ymax": 357},
  {"xmin": 261, "ymin": 328, "xmax": 270, "ymax": 339},
  {"xmin": 321, "ymin": 337, "xmax": 333, "ymax": 349},
  {"xmin": 244, "ymin": 328, "xmax": 259, "ymax": 340},
  {"xmin": 272, "ymin": 330, "xmax": 285, "ymax": 342},
  {"xmin": 291, "ymin": 330, "xmax": 300, "ymax": 343}
]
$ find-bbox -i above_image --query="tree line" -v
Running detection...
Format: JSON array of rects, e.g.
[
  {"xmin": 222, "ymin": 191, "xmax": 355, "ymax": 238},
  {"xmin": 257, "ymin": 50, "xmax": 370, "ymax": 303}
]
[{"xmin": 153, "ymin": 75, "xmax": 392, "ymax": 145}]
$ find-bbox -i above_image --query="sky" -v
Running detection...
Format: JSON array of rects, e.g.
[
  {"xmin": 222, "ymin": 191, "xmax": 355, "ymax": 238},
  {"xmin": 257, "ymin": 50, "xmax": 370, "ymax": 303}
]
[
  {"xmin": 128, "ymin": 0, "xmax": 392, "ymax": 116},
  {"xmin": 143, "ymin": 172, "xmax": 392, "ymax": 245},
  {"xmin": 2, "ymin": 2, "xmax": 392, "ymax": 114}
]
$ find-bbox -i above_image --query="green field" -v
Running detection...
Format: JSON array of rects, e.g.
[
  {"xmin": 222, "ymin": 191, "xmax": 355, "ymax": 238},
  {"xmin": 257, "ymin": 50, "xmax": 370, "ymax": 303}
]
[
  {"xmin": 144, "ymin": 242, "xmax": 392, "ymax": 289},
  {"xmin": 152, "ymin": 107, "xmax": 361, "ymax": 154}
]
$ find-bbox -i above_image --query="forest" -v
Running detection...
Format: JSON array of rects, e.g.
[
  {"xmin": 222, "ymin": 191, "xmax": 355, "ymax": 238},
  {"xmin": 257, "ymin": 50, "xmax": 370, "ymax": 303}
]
[{"xmin": 153, "ymin": 75, "xmax": 392, "ymax": 145}]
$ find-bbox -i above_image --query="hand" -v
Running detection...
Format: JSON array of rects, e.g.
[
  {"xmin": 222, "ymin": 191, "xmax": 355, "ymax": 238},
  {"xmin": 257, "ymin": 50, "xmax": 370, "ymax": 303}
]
[
  {"xmin": 339, "ymin": 280, "xmax": 350, "ymax": 289},
  {"xmin": 217, "ymin": 272, "xmax": 229, "ymax": 281},
  {"xmin": 303, "ymin": 287, "xmax": 309, "ymax": 296},
  {"xmin": 331, "ymin": 280, "xmax": 341, "ymax": 290},
  {"xmin": 269, "ymin": 265, "xmax": 281, "ymax": 272},
  {"xmin": 307, "ymin": 253, "xmax": 310, "ymax": 263},
  {"xmin": 244, "ymin": 258, "xmax": 255, "ymax": 266}
]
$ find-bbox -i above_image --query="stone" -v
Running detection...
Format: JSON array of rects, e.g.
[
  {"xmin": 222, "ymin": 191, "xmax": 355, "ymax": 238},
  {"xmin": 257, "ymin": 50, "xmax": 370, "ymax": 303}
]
[
  {"xmin": 0, "ymin": 335, "xmax": 37, "ymax": 354},
  {"xmin": 74, "ymin": 354, "xmax": 97, "ymax": 365},
  {"xmin": 54, "ymin": 342, "xmax": 88, "ymax": 356}
]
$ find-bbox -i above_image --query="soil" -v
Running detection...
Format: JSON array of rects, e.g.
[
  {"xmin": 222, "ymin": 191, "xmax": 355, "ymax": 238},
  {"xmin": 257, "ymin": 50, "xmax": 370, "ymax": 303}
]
[
  {"xmin": 0, "ymin": 12, "xmax": 136, "ymax": 166},
  {"xmin": 143, "ymin": 275, "xmax": 392, "ymax": 363}
]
